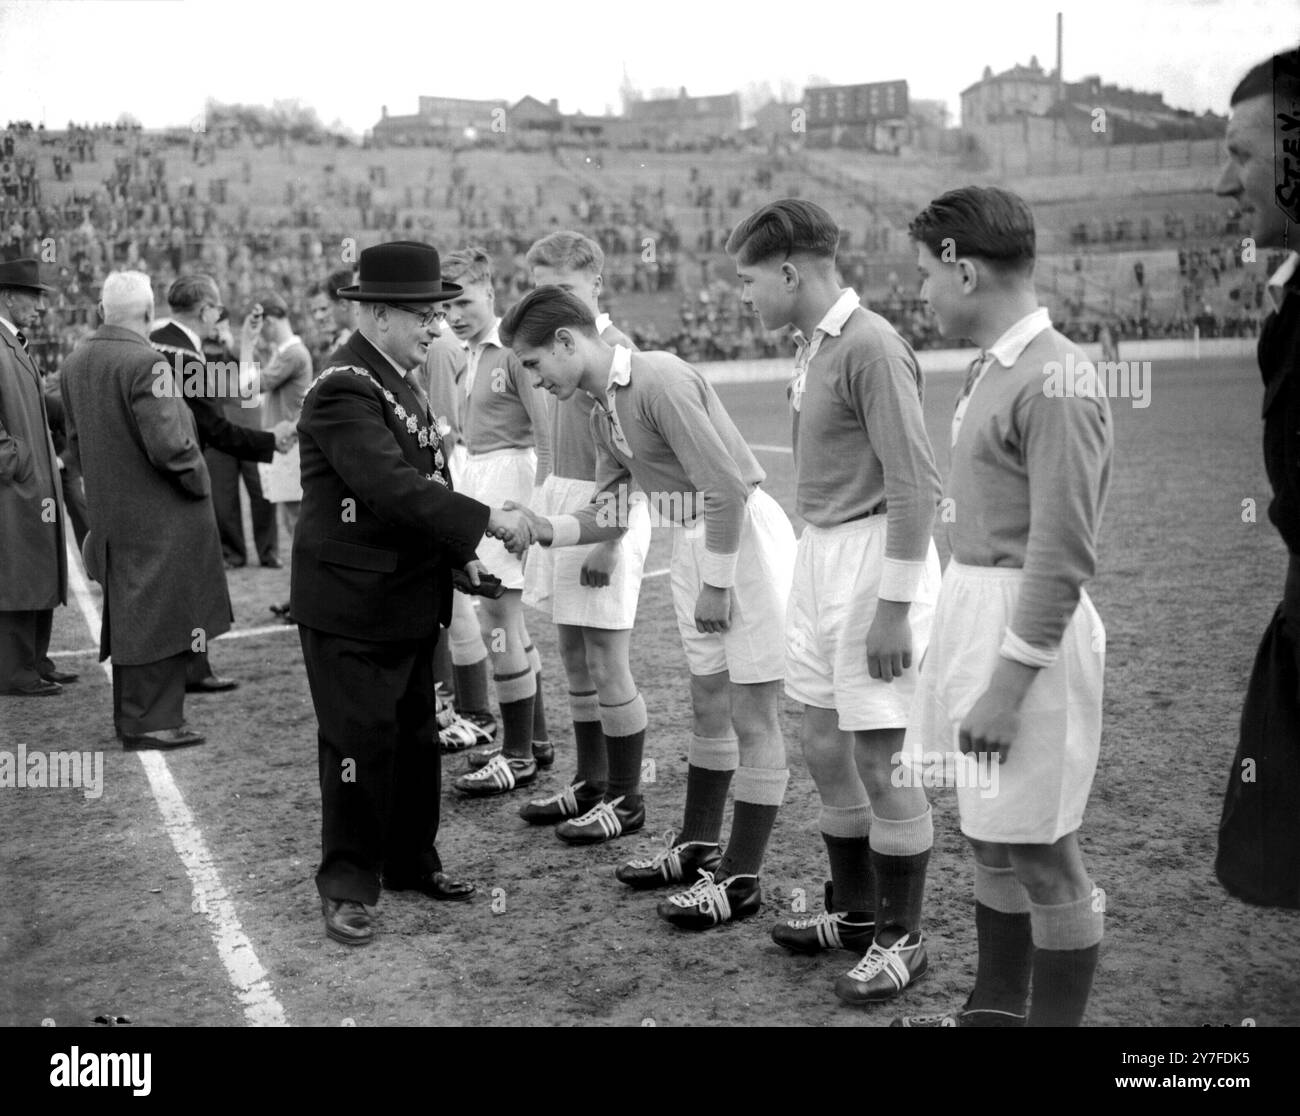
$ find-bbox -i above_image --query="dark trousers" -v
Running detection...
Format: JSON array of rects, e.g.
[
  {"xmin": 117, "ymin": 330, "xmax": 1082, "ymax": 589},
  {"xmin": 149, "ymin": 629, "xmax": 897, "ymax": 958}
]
[
  {"xmin": 206, "ymin": 446, "xmax": 277, "ymax": 565},
  {"xmin": 1217, "ymin": 554, "xmax": 1300, "ymax": 908},
  {"xmin": 299, "ymin": 625, "xmax": 443, "ymax": 905},
  {"xmin": 0, "ymin": 609, "xmax": 55, "ymax": 690},
  {"xmin": 112, "ymin": 649, "xmax": 188, "ymax": 736}
]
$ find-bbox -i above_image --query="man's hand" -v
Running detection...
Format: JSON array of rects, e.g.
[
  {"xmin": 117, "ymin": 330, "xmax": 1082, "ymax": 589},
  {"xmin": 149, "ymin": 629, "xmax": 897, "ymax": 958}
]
[
  {"xmin": 694, "ymin": 583, "xmax": 733, "ymax": 633},
  {"xmin": 272, "ymin": 419, "xmax": 297, "ymax": 453},
  {"xmin": 958, "ymin": 658, "xmax": 1040, "ymax": 764},
  {"xmin": 463, "ymin": 559, "xmax": 489, "ymax": 589},
  {"xmin": 866, "ymin": 599, "xmax": 913, "ymax": 682},
  {"xmin": 488, "ymin": 505, "xmax": 537, "ymax": 555},
  {"xmin": 580, "ymin": 540, "xmax": 621, "ymax": 587}
]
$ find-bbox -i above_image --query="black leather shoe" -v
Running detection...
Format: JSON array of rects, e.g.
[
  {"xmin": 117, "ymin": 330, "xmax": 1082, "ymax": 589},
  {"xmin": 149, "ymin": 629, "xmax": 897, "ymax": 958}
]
[
  {"xmin": 658, "ymin": 871, "xmax": 762, "ymax": 930},
  {"xmin": 1, "ymin": 679, "xmax": 62, "ymax": 696},
  {"xmin": 322, "ymin": 897, "xmax": 374, "ymax": 945},
  {"xmin": 40, "ymin": 668, "xmax": 79, "ymax": 684},
  {"xmin": 382, "ymin": 870, "xmax": 475, "ymax": 902},
  {"xmin": 261, "ymin": 557, "xmax": 284, "ymax": 569},
  {"xmin": 185, "ymin": 675, "xmax": 239, "ymax": 693},
  {"xmin": 224, "ymin": 557, "xmax": 247, "ymax": 570},
  {"xmin": 616, "ymin": 839, "xmax": 722, "ymax": 890},
  {"xmin": 121, "ymin": 727, "xmax": 206, "ymax": 750}
]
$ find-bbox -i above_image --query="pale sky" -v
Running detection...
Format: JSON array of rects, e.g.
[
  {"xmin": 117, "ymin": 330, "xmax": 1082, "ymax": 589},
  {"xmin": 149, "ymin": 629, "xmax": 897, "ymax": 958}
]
[{"xmin": 0, "ymin": 0, "xmax": 1294, "ymax": 134}]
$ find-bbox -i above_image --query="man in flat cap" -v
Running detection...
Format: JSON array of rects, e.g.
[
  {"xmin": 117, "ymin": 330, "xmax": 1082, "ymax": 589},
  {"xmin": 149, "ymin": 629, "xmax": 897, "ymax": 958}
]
[
  {"xmin": 293, "ymin": 240, "xmax": 531, "ymax": 946},
  {"xmin": 0, "ymin": 258, "xmax": 72, "ymax": 696}
]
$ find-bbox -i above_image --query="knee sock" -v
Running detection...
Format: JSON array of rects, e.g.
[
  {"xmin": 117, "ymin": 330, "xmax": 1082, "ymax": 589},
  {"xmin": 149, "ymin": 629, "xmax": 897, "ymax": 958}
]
[
  {"xmin": 718, "ymin": 766, "xmax": 788, "ymax": 878},
  {"xmin": 1028, "ymin": 888, "xmax": 1104, "ymax": 1027},
  {"xmin": 453, "ymin": 658, "xmax": 490, "ymax": 717},
  {"xmin": 819, "ymin": 803, "xmax": 874, "ymax": 916},
  {"xmin": 869, "ymin": 806, "xmax": 933, "ymax": 945},
  {"xmin": 494, "ymin": 666, "xmax": 536, "ymax": 760},
  {"xmin": 525, "ymin": 644, "xmax": 548, "ymax": 745},
  {"xmin": 968, "ymin": 863, "xmax": 1033, "ymax": 1022},
  {"xmin": 678, "ymin": 733, "xmax": 738, "ymax": 845},
  {"xmin": 569, "ymin": 689, "xmax": 606, "ymax": 792},
  {"xmin": 601, "ymin": 691, "xmax": 647, "ymax": 804}
]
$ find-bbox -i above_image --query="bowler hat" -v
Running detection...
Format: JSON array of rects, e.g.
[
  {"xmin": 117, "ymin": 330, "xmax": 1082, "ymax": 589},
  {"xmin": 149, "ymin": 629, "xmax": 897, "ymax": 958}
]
[
  {"xmin": 335, "ymin": 241, "xmax": 462, "ymax": 303},
  {"xmin": 0, "ymin": 257, "xmax": 55, "ymax": 294}
]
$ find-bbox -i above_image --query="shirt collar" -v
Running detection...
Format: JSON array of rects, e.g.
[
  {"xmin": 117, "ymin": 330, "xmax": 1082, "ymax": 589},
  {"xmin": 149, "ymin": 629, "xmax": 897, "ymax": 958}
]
[
  {"xmin": 594, "ymin": 311, "xmax": 611, "ymax": 335},
  {"xmin": 607, "ymin": 343, "xmax": 633, "ymax": 393},
  {"xmin": 0, "ymin": 315, "xmax": 17, "ymax": 339},
  {"xmin": 1267, "ymin": 251, "xmax": 1300, "ymax": 312},
  {"xmin": 793, "ymin": 288, "xmax": 860, "ymax": 348},
  {"xmin": 985, "ymin": 307, "xmax": 1052, "ymax": 368},
  {"xmin": 473, "ymin": 319, "xmax": 502, "ymax": 352}
]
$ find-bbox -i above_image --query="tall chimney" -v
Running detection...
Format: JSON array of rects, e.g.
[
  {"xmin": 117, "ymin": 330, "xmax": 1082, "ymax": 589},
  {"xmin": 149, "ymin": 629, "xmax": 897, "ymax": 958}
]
[{"xmin": 1056, "ymin": 12, "xmax": 1064, "ymax": 103}]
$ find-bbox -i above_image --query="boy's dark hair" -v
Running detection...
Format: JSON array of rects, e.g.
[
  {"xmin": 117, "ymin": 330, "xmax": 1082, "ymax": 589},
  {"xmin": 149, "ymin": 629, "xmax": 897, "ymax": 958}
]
[
  {"xmin": 499, "ymin": 286, "xmax": 598, "ymax": 350},
  {"xmin": 1230, "ymin": 49, "xmax": 1300, "ymax": 106},
  {"xmin": 326, "ymin": 268, "xmax": 354, "ymax": 301},
  {"xmin": 725, "ymin": 198, "xmax": 839, "ymax": 266},
  {"xmin": 908, "ymin": 186, "xmax": 1036, "ymax": 274}
]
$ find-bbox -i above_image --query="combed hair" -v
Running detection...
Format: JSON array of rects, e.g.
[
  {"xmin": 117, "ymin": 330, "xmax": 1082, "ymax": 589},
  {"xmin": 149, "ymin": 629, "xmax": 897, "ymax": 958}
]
[
  {"xmin": 167, "ymin": 273, "xmax": 219, "ymax": 312},
  {"xmin": 525, "ymin": 230, "xmax": 605, "ymax": 275},
  {"xmin": 1231, "ymin": 49, "xmax": 1300, "ymax": 106},
  {"xmin": 499, "ymin": 286, "xmax": 598, "ymax": 350},
  {"xmin": 326, "ymin": 268, "xmax": 354, "ymax": 301},
  {"xmin": 908, "ymin": 186, "xmax": 1036, "ymax": 273},
  {"xmin": 101, "ymin": 270, "xmax": 154, "ymax": 323},
  {"xmin": 725, "ymin": 198, "xmax": 839, "ymax": 265},
  {"xmin": 443, "ymin": 246, "xmax": 493, "ymax": 287}
]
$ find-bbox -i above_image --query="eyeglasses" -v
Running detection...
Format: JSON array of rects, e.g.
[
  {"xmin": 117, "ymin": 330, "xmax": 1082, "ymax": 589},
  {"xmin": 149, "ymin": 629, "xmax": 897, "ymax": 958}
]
[{"xmin": 386, "ymin": 303, "xmax": 447, "ymax": 328}]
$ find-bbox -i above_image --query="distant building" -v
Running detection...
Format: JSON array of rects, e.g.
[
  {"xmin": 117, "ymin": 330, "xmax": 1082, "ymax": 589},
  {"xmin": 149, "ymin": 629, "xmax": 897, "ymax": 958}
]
[
  {"xmin": 753, "ymin": 100, "xmax": 801, "ymax": 144},
  {"xmin": 961, "ymin": 57, "xmax": 1060, "ymax": 128},
  {"xmin": 371, "ymin": 97, "xmax": 508, "ymax": 144},
  {"xmin": 803, "ymin": 80, "xmax": 910, "ymax": 150},
  {"xmin": 624, "ymin": 88, "xmax": 741, "ymax": 147}
]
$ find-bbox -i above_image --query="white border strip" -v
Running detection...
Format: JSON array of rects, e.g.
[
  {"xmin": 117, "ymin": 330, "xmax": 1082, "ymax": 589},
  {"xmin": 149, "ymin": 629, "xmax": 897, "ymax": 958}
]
[{"xmin": 65, "ymin": 538, "xmax": 287, "ymax": 1027}]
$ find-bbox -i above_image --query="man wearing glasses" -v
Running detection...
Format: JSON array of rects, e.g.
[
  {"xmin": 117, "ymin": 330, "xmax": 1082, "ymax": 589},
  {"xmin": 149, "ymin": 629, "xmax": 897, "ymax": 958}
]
[{"xmin": 293, "ymin": 241, "xmax": 533, "ymax": 946}]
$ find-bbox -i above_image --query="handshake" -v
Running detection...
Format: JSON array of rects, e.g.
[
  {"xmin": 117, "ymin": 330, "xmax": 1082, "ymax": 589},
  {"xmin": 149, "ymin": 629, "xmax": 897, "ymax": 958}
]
[
  {"xmin": 486, "ymin": 500, "xmax": 552, "ymax": 556},
  {"xmin": 272, "ymin": 419, "xmax": 298, "ymax": 454}
]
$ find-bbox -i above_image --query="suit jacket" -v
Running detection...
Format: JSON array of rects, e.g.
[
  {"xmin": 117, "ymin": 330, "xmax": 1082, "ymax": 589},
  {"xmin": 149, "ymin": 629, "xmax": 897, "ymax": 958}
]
[
  {"xmin": 291, "ymin": 330, "xmax": 490, "ymax": 642},
  {"xmin": 0, "ymin": 325, "xmax": 67, "ymax": 611},
  {"xmin": 150, "ymin": 320, "xmax": 275, "ymax": 463},
  {"xmin": 61, "ymin": 325, "xmax": 232, "ymax": 664},
  {"xmin": 1260, "ymin": 267, "xmax": 1300, "ymax": 557}
]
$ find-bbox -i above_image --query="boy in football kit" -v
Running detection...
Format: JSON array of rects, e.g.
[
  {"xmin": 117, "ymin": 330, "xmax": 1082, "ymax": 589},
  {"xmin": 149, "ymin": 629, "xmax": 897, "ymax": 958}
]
[
  {"xmin": 895, "ymin": 187, "xmax": 1112, "ymax": 1027},
  {"xmin": 516, "ymin": 232, "xmax": 654, "ymax": 844},
  {"xmin": 498, "ymin": 286, "xmax": 797, "ymax": 931},
  {"xmin": 727, "ymin": 200, "xmax": 943, "ymax": 1004},
  {"xmin": 441, "ymin": 247, "xmax": 553, "ymax": 796}
]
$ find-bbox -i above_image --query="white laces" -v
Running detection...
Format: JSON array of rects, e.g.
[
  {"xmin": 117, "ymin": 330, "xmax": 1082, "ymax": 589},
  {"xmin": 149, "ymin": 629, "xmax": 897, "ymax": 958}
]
[
  {"xmin": 668, "ymin": 868, "xmax": 727, "ymax": 912},
  {"xmin": 625, "ymin": 834, "xmax": 683, "ymax": 870}
]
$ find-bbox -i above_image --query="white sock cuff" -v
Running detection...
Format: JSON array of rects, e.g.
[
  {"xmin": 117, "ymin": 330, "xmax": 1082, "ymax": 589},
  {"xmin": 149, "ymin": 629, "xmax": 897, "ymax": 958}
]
[
  {"xmin": 733, "ymin": 765, "xmax": 789, "ymax": 806},
  {"xmin": 819, "ymin": 802, "xmax": 872, "ymax": 839},
  {"xmin": 974, "ymin": 862, "xmax": 1032, "ymax": 914},
  {"xmin": 494, "ymin": 667, "xmax": 537, "ymax": 705},
  {"xmin": 689, "ymin": 733, "xmax": 739, "ymax": 772},
  {"xmin": 599, "ymin": 693, "xmax": 647, "ymax": 738},
  {"xmin": 1030, "ymin": 888, "xmax": 1105, "ymax": 951},
  {"xmin": 868, "ymin": 805, "xmax": 933, "ymax": 857},
  {"xmin": 568, "ymin": 689, "xmax": 600, "ymax": 723}
]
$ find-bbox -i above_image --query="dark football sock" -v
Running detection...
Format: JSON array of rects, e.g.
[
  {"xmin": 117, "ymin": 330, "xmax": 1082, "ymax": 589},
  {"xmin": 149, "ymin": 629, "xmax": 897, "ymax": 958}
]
[
  {"xmin": 573, "ymin": 723, "xmax": 607, "ymax": 793},
  {"xmin": 454, "ymin": 657, "xmax": 490, "ymax": 716},
  {"xmin": 1027, "ymin": 892, "xmax": 1104, "ymax": 1027},
  {"xmin": 969, "ymin": 902, "xmax": 1033, "ymax": 1017},
  {"xmin": 496, "ymin": 674, "xmax": 536, "ymax": 761},
  {"xmin": 869, "ymin": 807, "xmax": 933, "ymax": 945},
  {"xmin": 822, "ymin": 833, "xmax": 875, "ymax": 915},
  {"xmin": 601, "ymin": 693, "xmax": 647, "ymax": 803},
  {"xmin": 677, "ymin": 767, "xmax": 732, "ymax": 845},
  {"xmin": 718, "ymin": 801, "xmax": 778, "ymax": 877},
  {"xmin": 525, "ymin": 645, "xmax": 548, "ymax": 745}
]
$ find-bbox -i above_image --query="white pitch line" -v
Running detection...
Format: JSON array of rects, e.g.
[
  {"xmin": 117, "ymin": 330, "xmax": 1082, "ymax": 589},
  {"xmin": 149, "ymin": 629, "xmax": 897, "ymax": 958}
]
[
  {"xmin": 749, "ymin": 443, "xmax": 793, "ymax": 455},
  {"xmin": 64, "ymin": 538, "xmax": 287, "ymax": 1027}
]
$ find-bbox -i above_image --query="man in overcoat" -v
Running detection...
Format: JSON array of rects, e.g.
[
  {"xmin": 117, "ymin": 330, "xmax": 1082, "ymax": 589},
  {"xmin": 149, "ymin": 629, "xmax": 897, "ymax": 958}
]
[
  {"xmin": 62, "ymin": 271, "xmax": 230, "ymax": 749},
  {"xmin": 0, "ymin": 257, "xmax": 71, "ymax": 696}
]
